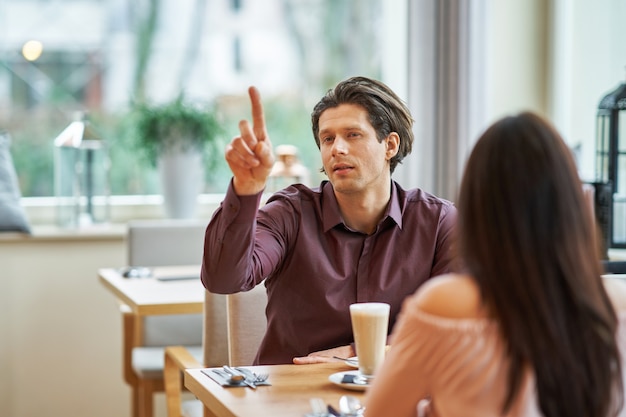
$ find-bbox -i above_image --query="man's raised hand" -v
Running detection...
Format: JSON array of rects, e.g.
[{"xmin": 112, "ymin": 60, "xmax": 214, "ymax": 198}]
[{"xmin": 225, "ymin": 86, "xmax": 275, "ymax": 195}]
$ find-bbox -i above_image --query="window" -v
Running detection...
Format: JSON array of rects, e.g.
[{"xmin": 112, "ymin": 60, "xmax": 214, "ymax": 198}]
[{"xmin": 0, "ymin": 0, "xmax": 392, "ymax": 200}]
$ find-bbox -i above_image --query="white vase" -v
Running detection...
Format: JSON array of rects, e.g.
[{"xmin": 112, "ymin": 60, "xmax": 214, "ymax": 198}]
[{"xmin": 157, "ymin": 148, "xmax": 204, "ymax": 219}]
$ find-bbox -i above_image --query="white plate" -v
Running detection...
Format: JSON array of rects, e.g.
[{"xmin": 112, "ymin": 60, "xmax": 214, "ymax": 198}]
[
  {"xmin": 344, "ymin": 356, "xmax": 359, "ymax": 368},
  {"xmin": 328, "ymin": 370, "xmax": 370, "ymax": 391}
]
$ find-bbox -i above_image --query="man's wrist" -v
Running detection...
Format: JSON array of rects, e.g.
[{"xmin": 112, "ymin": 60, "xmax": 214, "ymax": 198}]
[{"xmin": 233, "ymin": 177, "xmax": 266, "ymax": 196}]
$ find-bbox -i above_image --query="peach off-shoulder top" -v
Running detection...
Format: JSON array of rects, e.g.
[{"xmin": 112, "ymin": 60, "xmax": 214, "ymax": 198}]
[{"xmin": 364, "ymin": 289, "xmax": 626, "ymax": 417}]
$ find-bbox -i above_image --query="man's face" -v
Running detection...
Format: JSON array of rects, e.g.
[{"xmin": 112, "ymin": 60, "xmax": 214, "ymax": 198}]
[{"xmin": 318, "ymin": 104, "xmax": 394, "ymax": 196}]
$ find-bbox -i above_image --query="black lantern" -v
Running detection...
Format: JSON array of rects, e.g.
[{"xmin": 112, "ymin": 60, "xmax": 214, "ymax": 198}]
[{"xmin": 596, "ymin": 80, "xmax": 626, "ymax": 249}]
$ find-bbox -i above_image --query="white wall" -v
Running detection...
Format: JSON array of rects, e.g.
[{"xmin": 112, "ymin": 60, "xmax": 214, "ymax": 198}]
[
  {"xmin": 0, "ymin": 229, "xmax": 131, "ymax": 417},
  {"xmin": 486, "ymin": 0, "xmax": 626, "ymax": 183},
  {"xmin": 486, "ymin": 0, "xmax": 548, "ymax": 123},
  {"xmin": 567, "ymin": 0, "xmax": 626, "ymax": 181}
]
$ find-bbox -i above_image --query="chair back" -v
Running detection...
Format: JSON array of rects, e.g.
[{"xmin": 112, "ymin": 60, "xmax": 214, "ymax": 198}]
[
  {"xmin": 127, "ymin": 219, "xmax": 207, "ymax": 348},
  {"xmin": 127, "ymin": 219, "xmax": 206, "ymax": 267},
  {"xmin": 203, "ymin": 291, "xmax": 229, "ymax": 367},
  {"xmin": 225, "ymin": 284, "xmax": 268, "ymax": 366}
]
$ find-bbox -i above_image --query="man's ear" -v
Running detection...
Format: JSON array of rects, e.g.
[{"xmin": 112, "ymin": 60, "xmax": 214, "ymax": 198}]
[{"xmin": 385, "ymin": 132, "xmax": 400, "ymax": 159}]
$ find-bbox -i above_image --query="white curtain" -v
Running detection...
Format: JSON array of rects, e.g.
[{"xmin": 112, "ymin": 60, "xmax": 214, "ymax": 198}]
[{"xmin": 395, "ymin": 0, "xmax": 489, "ymax": 202}]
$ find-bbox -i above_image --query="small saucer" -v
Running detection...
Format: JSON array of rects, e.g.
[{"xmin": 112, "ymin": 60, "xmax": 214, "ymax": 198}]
[{"xmin": 328, "ymin": 370, "xmax": 370, "ymax": 391}]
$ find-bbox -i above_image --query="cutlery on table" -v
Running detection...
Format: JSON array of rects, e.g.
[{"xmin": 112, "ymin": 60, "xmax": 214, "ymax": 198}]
[
  {"xmin": 212, "ymin": 369, "xmax": 244, "ymax": 384},
  {"xmin": 327, "ymin": 403, "xmax": 342, "ymax": 416},
  {"xmin": 332, "ymin": 356, "xmax": 358, "ymax": 366},
  {"xmin": 222, "ymin": 365, "xmax": 257, "ymax": 389},
  {"xmin": 235, "ymin": 367, "xmax": 269, "ymax": 384},
  {"xmin": 339, "ymin": 395, "xmax": 365, "ymax": 416},
  {"xmin": 307, "ymin": 397, "xmax": 330, "ymax": 417}
]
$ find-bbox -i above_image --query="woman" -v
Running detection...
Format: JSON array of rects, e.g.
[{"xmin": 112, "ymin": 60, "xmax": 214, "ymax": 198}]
[{"xmin": 364, "ymin": 112, "xmax": 626, "ymax": 417}]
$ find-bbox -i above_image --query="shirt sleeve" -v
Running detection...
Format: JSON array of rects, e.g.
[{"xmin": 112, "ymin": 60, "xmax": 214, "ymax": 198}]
[
  {"xmin": 200, "ymin": 180, "xmax": 292, "ymax": 293},
  {"xmin": 201, "ymin": 181, "xmax": 272, "ymax": 294}
]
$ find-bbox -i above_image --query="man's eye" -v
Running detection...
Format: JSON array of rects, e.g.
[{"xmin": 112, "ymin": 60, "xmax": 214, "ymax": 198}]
[{"xmin": 322, "ymin": 137, "xmax": 333, "ymax": 143}]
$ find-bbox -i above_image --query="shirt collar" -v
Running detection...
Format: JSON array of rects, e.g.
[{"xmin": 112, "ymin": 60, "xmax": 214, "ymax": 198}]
[
  {"xmin": 321, "ymin": 180, "xmax": 403, "ymax": 233},
  {"xmin": 387, "ymin": 182, "xmax": 403, "ymax": 229}
]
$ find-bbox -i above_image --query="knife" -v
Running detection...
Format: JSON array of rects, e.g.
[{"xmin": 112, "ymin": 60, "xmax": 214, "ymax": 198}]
[
  {"xmin": 223, "ymin": 365, "xmax": 257, "ymax": 389},
  {"xmin": 327, "ymin": 404, "xmax": 342, "ymax": 416}
]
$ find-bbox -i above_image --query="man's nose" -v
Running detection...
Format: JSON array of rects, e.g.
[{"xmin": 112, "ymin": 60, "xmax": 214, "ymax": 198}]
[{"xmin": 332, "ymin": 136, "xmax": 348, "ymax": 155}]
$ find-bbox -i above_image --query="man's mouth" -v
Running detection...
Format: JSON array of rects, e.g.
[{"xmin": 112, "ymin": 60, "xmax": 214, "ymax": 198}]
[{"xmin": 332, "ymin": 164, "xmax": 353, "ymax": 173}]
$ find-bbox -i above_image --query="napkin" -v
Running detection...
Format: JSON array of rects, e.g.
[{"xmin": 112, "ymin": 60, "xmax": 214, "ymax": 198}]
[
  {"xmin": 341, "ymin": 374, "xmax": 358, "ymax": 384},
  {"xmin": 341, "ymin": 373, "xmax": 370, "ymax": 386}
]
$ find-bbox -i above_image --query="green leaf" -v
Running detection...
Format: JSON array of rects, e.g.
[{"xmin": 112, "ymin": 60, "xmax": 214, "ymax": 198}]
[{"xmin": 128, "ymin": 94, "xmax": 224, "ymax": 169}]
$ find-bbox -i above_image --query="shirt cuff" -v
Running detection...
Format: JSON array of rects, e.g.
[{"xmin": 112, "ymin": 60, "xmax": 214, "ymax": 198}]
[{"xmin": 224, "ymin": 179, "xmax": 264, "ymax": 223}]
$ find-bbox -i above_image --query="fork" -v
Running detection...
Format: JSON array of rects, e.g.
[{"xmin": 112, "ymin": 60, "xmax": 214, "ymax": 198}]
[
  {"xmin": 253, "ymin": 372, "xmax": 269, "ymax": 383},
  {"xmin": 223, "ymin": 366, "xmax": 257, "ymax": 389}
]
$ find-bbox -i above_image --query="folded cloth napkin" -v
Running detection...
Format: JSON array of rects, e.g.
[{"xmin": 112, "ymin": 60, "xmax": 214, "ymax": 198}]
[
  {"xmin": 202, "ymin": 367, "xmax": 271, "ymax": 387},
  {"xmin": 342, "ymin": 373, "xmax": 373, "ymax": 384}
]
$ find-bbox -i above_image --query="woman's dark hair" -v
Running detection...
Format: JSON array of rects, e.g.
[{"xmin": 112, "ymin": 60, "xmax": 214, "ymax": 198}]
[
  {"xmin": 311, "ymin": 76, "xmax": 413, "ymax": 173},
  {"xmin": 458, "ymin": 112, "xmax": 623, "ymax": 417}
]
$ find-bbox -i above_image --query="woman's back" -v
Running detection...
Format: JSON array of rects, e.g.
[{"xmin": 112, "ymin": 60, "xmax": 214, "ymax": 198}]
[{"xmin": 364, "ymin": 274, "xmax": 626, "ymax": 417}]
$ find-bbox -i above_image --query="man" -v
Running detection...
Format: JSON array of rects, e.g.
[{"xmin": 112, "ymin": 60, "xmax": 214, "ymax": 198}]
[{"xmin": 201, "ymin": 76, "xmax": 457, "ymax": 365}]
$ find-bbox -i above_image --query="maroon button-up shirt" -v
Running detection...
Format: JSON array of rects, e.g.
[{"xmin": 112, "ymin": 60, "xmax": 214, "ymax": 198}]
[{"xmin": 201, "ymin": 180, "xmax": 458, "ymax": 364}]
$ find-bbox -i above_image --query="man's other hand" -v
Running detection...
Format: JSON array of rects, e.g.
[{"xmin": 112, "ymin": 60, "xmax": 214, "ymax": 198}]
[{"xmin": 292, "ymin": 345, "xmax": 355, "ymax": 365}]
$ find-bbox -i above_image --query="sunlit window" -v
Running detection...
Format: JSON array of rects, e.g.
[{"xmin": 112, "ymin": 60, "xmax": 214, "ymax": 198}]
[{"xmin": 0, "ymin": 0, "xmax": 387, "ymax": 198}]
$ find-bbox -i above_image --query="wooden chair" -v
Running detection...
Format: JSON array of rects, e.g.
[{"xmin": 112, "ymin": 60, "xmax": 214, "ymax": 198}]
[
  {"xmin": 225, "ymin": 284, "xmax": 268, "ymax": 366},
  {"xmin": 164, "ymin": 284, "xmax": 268, "ymax": 417},
  {"xmin": 123, "ymin": 219, "xmax": 210, "ymax": 417}
]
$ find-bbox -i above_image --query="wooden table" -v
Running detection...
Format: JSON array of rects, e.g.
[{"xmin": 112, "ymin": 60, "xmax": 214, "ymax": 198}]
[
  {"xmin": 185, "ymin": 362, "xmax": 366, "ymax": 417},
  {"xmin": 98, "ymin": 266, "xmax": 205, "ymax": 316},
  {"xmin": 99, "ymin": 266, "xmax": 205, "ymax": 347}
]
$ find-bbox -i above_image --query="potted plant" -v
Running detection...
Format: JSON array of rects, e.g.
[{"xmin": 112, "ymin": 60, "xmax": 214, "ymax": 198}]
[{"xmin": 129, "ymin": 94, "xmax": 223, "ymax": 218}]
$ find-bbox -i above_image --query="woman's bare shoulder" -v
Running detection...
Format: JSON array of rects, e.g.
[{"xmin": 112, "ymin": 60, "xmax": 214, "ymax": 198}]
[{"xmin": 413, "ymin": 273, "xmax": 488, "ymax": 319}]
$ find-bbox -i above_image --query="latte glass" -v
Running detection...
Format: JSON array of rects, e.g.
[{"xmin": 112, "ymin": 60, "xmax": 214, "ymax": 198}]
[{"xmin": 349, "ymin": 302, "xmax": 390, "ymax": 383}]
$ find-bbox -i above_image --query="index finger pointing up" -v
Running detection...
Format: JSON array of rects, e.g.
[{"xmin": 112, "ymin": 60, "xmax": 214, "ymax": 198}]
[{"xmin": 248, "ymin": 86, "xmax": 268, "ymax": 142}]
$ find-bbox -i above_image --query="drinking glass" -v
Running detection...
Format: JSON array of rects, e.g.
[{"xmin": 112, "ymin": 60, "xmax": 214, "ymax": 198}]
[{"xmin": 349, "ymin": 302, "xmax": 390, "ymax": 384}]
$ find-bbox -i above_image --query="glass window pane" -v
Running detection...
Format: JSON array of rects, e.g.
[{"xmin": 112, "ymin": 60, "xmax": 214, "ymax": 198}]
[{"xmin": 1, "ymin": 0, "xmax": 387, "ymax": 197}]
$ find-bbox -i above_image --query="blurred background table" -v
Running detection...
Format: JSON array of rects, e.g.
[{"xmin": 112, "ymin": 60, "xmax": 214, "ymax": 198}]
[{"xmin": 98, "ymin": 266, "xmax": 204, "ymax": 316}]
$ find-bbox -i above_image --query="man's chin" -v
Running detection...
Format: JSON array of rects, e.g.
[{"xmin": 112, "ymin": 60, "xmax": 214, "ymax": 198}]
[{"xmin": 330, "ymin": 180, "xmax": 362, "ymax": 195}]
